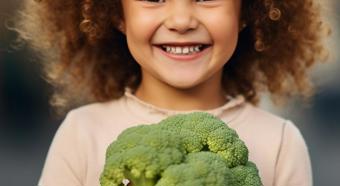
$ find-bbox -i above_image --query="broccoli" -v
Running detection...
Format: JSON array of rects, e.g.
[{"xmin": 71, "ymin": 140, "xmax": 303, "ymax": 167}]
[{"xmin": 100, "ymin": 112, "xmax": 262, "ymax": 186}]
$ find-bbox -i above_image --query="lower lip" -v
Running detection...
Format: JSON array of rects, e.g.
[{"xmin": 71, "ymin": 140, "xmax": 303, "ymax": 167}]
[{"xmin": 155, "ymin": 46, "xmax": 211, "ymax": 62}]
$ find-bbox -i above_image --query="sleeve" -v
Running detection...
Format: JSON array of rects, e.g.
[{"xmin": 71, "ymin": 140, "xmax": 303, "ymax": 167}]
[
  {"xmin": 273, "ymin": 120, "xmax": 313, "ymax": 186},
  {"xmin": 37, "ymin": 111, "xmax": 87, "ymax": 186}
]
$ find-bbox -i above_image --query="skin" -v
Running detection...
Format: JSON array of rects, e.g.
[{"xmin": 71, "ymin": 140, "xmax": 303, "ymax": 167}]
[{"xmin": 120, "ymin": 0, "xmax": 241, "ymax": 111}]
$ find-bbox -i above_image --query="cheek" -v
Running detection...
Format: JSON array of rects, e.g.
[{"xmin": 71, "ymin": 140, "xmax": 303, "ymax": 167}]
[
  {"xmin": 199, "ymin": 8, "xmax": 240, "ymax": 51},
  {"xmin": 125, "ymin": 14, "xmax": 159, "ymax": 64},
  {"xmin": 210, "ymin": 17, "xmax": 238, "ymax": 46},
  {"xmin": 125, "ymin": 15, "xmax": 160, "ymax": 69},
  {"xmin": 125, "ymin": 11, "xmax": 160, "ymax": 45},
  {"xmin": 202, "ymin": 14, "xmax": 239, "ymax": 67},
  {"xmin": 215, "ymin": 22, "xmax": 239, "ymax": 52}
]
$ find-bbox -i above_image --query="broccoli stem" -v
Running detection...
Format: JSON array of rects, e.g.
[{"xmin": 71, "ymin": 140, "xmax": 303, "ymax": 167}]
[{"xmin": 124, "ymin": 170, "xmax": 156, "ymax": 186}]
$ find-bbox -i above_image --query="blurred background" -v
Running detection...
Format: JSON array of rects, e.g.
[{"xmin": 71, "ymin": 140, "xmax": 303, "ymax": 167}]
[{"xmin": 0, "ymin": 0, "xmax": 339, "ymax": 186}]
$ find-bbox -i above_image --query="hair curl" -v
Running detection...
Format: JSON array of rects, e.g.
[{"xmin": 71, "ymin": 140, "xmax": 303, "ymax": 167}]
[{"xmin": 15, "ymin": 0, "xmax": 330, "ymax": 115}]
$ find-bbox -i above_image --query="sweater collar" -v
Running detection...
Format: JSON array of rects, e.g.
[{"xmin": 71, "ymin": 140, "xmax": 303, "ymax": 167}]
[{"xmin": 123, "ymin": 88, "xmax": 246, "ymax": 121}]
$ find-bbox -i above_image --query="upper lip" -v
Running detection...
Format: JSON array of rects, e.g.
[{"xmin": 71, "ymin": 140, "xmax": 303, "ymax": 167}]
[{"xmin": 154, "ymin": 42, "xmax": 212, "ymax": 46}]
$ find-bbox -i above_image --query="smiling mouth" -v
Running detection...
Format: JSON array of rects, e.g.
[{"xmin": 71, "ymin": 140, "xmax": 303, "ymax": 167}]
[
  {"xmin": 155, "ymin": 44, "xmax": 211, "ymax": 56},
  {"xmin": 154, "ymin": 44, "xmax": 212, "ymax": 61}
]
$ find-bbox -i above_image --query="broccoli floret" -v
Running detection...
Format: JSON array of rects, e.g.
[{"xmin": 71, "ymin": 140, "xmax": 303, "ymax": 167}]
[
  {"xmin": 100, "ymin": 112, "xmax": 262, "ymax": 186},
  {"xmin": 101, "ymin": 126, "xmax": 185, "ymax": 186},
  {"xmin": 156, "ymin": 152, "xmax": 234, "ymax": 186},
  {"xmin": 230, "ymin": 162, "xmax": 263, "ymax": 186},
  {"xmin": 160, "ymin": 113, "xmax": 249, "ymax": 167}
]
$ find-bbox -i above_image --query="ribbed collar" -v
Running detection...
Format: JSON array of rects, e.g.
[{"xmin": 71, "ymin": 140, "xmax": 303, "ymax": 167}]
[{"xmin": 122, "ymin": 88, "xmax": 247, "ymax": 124}]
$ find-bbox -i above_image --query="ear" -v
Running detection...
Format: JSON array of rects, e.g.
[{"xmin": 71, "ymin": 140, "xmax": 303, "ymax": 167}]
[
  {"xmin": 239, "ymin": 21, "xmax": 247, "ymax": 32},
  {"xmin": 117, "ymin": 21, "xmax": 126, "ymax": 34}
]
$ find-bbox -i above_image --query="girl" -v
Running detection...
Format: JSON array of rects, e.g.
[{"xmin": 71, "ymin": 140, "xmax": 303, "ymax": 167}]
[{"xmin": 16, "ymin": 0, "xmax": 329, "ymax": 185}]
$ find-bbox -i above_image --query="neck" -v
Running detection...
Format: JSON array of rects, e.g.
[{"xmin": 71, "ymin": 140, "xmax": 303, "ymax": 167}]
[{"xmin": 134, "ymin": 71, "xmax": 228, "ymax": 111}]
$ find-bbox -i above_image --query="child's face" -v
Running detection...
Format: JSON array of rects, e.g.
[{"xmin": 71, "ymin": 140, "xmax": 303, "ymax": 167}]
[{"xmin": 120, "ymin": 0, "xmax": 241, "ymax": 89}]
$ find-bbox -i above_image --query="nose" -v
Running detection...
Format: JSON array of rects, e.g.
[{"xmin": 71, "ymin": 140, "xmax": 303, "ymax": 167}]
[{"xmin": 163, "ymin": 3, "xmax": 199, "ymax": 34}]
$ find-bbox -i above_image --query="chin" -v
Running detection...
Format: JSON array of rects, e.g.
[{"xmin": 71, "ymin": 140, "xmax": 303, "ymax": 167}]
[{"xmin": 164, "ymin": 78, "xmax": 203, "ymax": 90}]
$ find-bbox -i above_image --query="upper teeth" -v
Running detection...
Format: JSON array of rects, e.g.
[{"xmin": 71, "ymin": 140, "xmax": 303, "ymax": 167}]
[{"xmin": 162, "ymin": 45, "xmax": 203, "ymax": 54}]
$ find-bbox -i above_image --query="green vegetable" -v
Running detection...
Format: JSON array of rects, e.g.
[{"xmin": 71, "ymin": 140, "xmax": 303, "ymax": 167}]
[{"xmin": 100, "ymin": 112, "xmax": 262, "ymax": 186}]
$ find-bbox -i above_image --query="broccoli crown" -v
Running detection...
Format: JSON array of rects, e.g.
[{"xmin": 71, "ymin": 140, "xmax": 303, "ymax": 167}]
[{"xmin": 100, "ymin": 112, "xmax": 262, "ymax": 186}]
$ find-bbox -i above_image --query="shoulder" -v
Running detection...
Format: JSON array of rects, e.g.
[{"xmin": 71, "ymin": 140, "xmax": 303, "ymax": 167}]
[
  {"xmin": 242, "ymin": 103, "xmax": 303, "ymax": 136},
  {"xmin": 241, "ymin": 103, "xmax": 286, "ymax": 126},
  {"xmin": 59, "ymin": 96, "xmax": 143, "ymax": 139},
  {"xmin": 233, "ymin": 103, "xmax": 293, "ymax": 133},
  {"xmin": 63, "ymin": 96, "xmax": 129, "ymax": 127},
  {"xmin": 232, "ymin": 102, "xmax": 307, "ymax": 158},
  {"xmin": 235, "ymin": 103, "xmax": 306, "ymax": 144},
  {"xmin": 68, "ymin": 98, "xmax": 124, "ymax": 119},
  {"xmin": 233, "ymin": 103, "xmax": 311, "ymax": 185},
  {"xmin": 58, "ymin": 98, "xmax": 127, "ymax": 133}
]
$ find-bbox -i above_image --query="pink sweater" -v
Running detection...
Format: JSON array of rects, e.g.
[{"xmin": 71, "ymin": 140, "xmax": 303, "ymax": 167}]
[{"xmin": 38, "ymin": 89, "xmax": 312, "ymax": 186}]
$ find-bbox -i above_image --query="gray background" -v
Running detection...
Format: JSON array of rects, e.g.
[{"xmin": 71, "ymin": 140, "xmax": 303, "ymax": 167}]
[{"xmin": 1, "ymin": 0, "xmax": 339, "ymax": 185}]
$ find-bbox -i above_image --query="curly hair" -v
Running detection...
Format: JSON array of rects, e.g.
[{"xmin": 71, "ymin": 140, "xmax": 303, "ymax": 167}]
[{"xmin": 15, "ymin": 0, "xmax": 330, "ymax": 115}]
